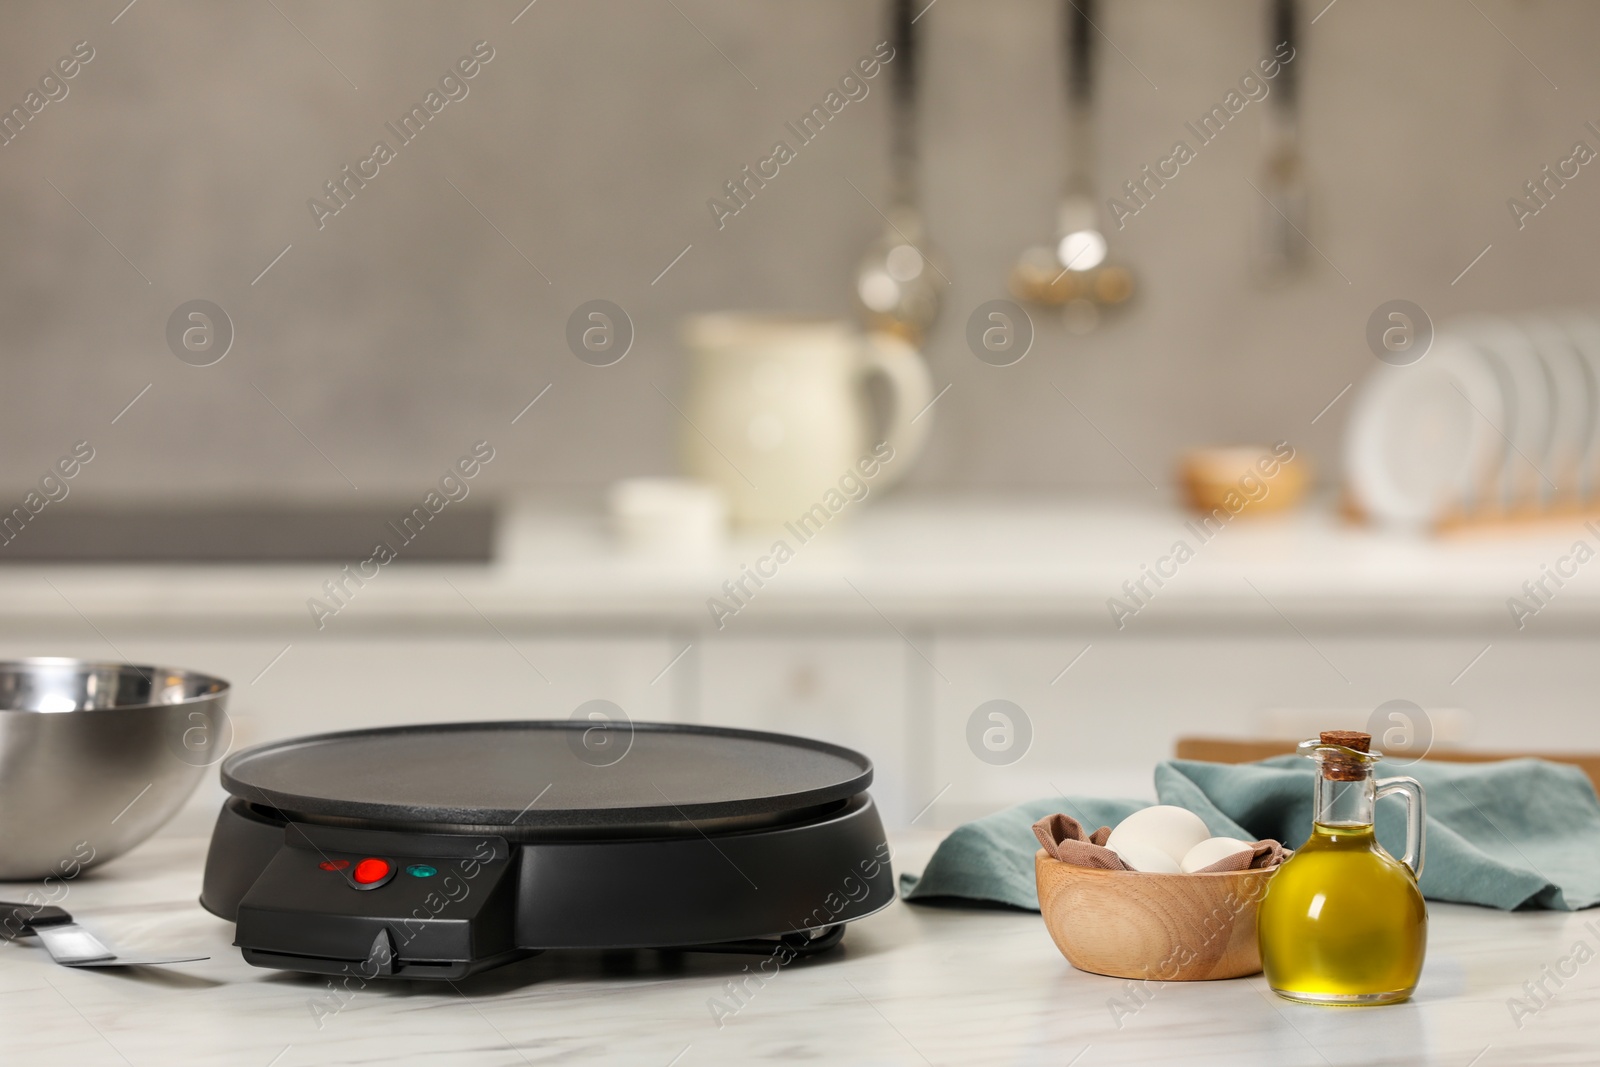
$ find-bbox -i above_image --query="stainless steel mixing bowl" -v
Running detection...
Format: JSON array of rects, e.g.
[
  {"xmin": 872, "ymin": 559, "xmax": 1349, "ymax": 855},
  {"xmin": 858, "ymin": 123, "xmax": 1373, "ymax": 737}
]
[{"xmin": 0, "ymin": 658, "xmax": 230, "ymax": 880}]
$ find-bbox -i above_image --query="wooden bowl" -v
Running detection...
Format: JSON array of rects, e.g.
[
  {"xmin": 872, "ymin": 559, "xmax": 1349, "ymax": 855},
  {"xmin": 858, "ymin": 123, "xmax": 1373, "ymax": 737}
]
[
  {"xmin": 1177, "ymin": 446, "xmax": 1308, "ymax": 518},
  {"xmin": 1034, "ymin": 850, "xmax": 1277, "ymax": 981}
]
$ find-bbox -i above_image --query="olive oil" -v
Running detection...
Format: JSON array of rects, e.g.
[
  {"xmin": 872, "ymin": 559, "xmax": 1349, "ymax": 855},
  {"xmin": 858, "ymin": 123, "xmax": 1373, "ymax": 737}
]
[
  {"xmin": 1258, "ymin": 731, "xmax": 1429, "ymax": 1005},
  {"xmin": 1258, "ymin": 823, "xmax": 1427, "ymax": 1004}
]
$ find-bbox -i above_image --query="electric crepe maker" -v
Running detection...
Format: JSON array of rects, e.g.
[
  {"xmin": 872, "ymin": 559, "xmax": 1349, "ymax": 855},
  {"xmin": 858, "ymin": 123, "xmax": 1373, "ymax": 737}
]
[{"xmin": 201, "ymin": 720, "xmax": 894, "ymax": 979}]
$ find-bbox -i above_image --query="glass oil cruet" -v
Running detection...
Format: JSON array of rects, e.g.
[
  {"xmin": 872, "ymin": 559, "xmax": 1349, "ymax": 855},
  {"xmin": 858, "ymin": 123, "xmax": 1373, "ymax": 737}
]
[{"xmin": 1258, "ymin": 730, "xmax": 1428, "ymax": 1005}]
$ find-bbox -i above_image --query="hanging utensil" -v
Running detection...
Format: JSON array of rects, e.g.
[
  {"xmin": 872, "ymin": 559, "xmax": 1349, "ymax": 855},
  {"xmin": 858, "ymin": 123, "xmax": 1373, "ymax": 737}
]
[
  {"xmin": 1254, "ymin": 0, "xmax": 1308, "ymax": 282},
  {"xmin": 856, "ymin": 0, "xmax": 943, "ymax": 343},
  {"xmin": 1011, "ymin": 0, "xmax": 1134, "ymax": 331}
]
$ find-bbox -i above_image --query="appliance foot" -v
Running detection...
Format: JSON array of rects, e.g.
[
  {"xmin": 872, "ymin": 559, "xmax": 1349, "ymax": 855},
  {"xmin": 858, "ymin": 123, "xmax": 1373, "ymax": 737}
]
[{"xmin": 686, "ymin": 924, "xmax": 847, "ymax": 958}]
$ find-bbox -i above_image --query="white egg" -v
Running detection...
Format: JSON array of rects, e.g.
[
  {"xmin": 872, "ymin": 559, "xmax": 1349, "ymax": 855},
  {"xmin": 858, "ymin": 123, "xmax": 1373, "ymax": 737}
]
[
  {"xmin": 1105, "ymin": 805, "xmax": 1211, "ymax": 868},
  {"xmin": 1180, "ymin": 836, "xmax": 1256, "ymax": 874},
  {"xmin": 1107, "ymin": 840, "xmax": 1183, "ymax": 874}
]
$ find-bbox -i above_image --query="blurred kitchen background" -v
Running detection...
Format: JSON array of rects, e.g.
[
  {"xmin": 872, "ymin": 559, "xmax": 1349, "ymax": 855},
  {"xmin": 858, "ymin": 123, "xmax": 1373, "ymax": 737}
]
[{"xmin": 4, "ymin": 0, "xmax": 1600, "ymax": 829}]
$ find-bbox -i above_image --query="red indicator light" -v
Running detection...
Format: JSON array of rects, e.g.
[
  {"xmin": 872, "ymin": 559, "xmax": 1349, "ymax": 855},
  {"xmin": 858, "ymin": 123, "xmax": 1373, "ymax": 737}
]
[
  {"xmin": 319, "ymin": 859, "xmax": 350, "ymax": 872},
  {"xmin": 353, "ymin": 858, "xmax": 391, "ymax": 885}
]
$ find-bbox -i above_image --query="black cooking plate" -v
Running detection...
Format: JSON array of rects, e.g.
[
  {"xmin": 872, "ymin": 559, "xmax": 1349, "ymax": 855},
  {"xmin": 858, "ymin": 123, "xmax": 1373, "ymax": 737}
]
[{"xmin": 221, "ymin": 720, "xmax": 873, "ymax": 831}]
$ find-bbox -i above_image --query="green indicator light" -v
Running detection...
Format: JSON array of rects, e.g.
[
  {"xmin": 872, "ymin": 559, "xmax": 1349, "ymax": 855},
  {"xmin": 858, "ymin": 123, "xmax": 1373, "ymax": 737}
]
[{"xmin": 405, "ymin": 864, "xmax": 437, "ymax": 878}]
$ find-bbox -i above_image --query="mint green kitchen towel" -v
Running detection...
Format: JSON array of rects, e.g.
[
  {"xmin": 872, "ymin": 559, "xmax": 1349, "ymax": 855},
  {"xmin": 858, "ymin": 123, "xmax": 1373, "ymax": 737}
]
[{"xmin": 900, "ymin": 757, "xmax": 1600, "ymax": 911}]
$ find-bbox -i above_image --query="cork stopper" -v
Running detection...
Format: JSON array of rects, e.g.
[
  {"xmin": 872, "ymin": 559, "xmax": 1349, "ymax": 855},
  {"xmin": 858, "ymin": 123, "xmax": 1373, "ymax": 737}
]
[{"xmin": 1319, "ymin": 730, "xmax": 1371, "ymax": 781}]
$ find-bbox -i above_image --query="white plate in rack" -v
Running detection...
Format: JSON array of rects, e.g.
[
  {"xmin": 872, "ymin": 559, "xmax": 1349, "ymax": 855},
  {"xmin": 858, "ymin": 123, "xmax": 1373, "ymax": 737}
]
[
  {"xmin": 1558, "ymin": 312, "xmax": 1600, "ymax": 503},
  {"xmin": 1454, "ymin": 316, "xmax": 1556, "ymax": 510},
  {"xmin": 1523, "ymin": 315, "xmax": 1595, "ymax": 503},
  {"xmin": 1344, "ymin": 335, "xmax": 1506, "ymax": 528}
]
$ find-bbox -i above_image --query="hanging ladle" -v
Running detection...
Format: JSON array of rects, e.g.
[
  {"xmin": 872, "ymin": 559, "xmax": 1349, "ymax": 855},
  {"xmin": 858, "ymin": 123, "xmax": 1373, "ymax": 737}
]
[
  {"xmin": 856, "ymin": 0, "xmax": 943, "ymax": 344},
  {"xmin": 1010, "ymin": 0, "xmax": 1134, "ymax": 331}
]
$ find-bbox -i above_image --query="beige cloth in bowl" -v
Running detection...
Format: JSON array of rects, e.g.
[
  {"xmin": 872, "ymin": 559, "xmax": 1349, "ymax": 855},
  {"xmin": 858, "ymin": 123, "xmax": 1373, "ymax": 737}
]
[{"xmin": 1031, "ymin": 812, "xmax": 1290, "ymax": 873}]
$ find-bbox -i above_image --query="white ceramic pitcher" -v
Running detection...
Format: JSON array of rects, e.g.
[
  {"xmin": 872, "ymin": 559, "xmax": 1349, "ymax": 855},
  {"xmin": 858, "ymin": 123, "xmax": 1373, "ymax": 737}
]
[{"xmin": 679, "ymin": 314, "xmax": 933, "ymax": 527}]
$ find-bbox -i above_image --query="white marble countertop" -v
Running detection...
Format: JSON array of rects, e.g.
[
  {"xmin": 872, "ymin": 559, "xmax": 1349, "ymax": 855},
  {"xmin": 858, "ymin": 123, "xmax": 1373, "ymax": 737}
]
[
  {"xmin": 1, "ymin": 827, "xmax": 1596, "ymax": 1066},
  {"xmin": 6, "ymin": 496, "xmax": 1600, "ymax": 632}
]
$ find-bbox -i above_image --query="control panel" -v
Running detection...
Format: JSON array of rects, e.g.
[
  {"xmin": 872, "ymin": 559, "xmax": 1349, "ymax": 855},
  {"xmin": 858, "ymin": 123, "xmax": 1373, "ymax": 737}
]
[{"xmin": 233, "ymin": 824, "xmax": 525, "ymax": 979}]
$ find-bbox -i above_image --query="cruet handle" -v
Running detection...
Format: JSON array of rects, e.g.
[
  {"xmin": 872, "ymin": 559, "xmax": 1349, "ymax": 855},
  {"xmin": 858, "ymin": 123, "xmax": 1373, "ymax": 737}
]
[{"xmin": 1375, "ymin": 776, "xmax": 1426, "ymax": 879}]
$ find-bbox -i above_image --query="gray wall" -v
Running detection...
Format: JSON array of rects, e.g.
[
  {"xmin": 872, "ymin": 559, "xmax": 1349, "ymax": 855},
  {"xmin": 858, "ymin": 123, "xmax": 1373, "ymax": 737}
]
[{"xmin": 1, "ymin": 0, "xmax": 1594, "ymax": 501}]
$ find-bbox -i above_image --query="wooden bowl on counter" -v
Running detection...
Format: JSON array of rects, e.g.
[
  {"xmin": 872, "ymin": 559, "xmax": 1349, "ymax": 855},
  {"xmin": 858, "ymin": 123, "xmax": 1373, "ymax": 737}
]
[
  {"xmin": 1034, "ymin": 850, "xmax": 1277, "ymax": 981},
  {"xmin": 1177, "ymin": 446, "xmax": 1308, "ymax": 518}
]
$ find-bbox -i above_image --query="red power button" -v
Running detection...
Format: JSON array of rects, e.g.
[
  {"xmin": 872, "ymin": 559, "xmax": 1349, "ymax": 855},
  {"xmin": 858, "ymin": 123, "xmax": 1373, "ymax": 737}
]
[{"xmin": 352, "ymin": 857, "xmax": 393, "ymax": 888}]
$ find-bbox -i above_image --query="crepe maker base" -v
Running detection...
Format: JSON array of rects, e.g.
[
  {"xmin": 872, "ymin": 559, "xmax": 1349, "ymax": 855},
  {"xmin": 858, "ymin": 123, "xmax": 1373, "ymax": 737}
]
[{"xmin": 200, "ymin": 721, "xmax": 894, "ymax": 980}]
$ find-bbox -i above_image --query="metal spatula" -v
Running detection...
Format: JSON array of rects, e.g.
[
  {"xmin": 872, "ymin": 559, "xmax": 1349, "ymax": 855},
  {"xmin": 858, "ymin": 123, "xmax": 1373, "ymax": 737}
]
[
  {"xmin": 1254, "ymin": 0, "xmax": 1309, "ymax": 283},
  {"xmin": 1, "ymin": 901, "xmax": 207, "ymax": 967}
]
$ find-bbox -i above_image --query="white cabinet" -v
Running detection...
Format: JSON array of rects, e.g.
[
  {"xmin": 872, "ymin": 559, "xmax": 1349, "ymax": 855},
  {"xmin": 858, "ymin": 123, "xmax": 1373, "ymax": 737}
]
[
  {"xmin": 11, "ymin": 610, "xmax": 1599, "ymax": 837},
  {"xmin": 696, "ymin": 637, "xmax": 912, "ymax": 825},
  {"xmin": 0, "ymin": 631, "xmax": 680, "ymax": 753},
  {"xmin": 0, "ymin": 630, "xmax": 683, "ymax": 835},
  {"xmin": 924, "ymin": 628, "xmax": 1600, "ymax": 826}
]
